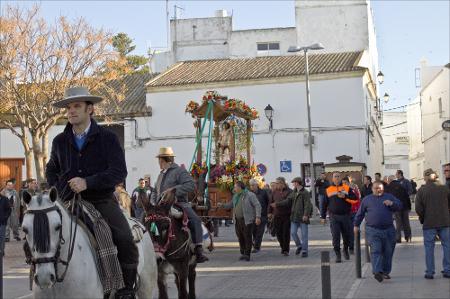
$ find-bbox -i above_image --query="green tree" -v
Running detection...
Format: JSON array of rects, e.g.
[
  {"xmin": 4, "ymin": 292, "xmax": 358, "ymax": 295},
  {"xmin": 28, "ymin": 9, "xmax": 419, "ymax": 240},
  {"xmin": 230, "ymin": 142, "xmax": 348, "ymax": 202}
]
[{"xmin": 112, "ymin": 32, "xmax": 149, "ymax": 74}]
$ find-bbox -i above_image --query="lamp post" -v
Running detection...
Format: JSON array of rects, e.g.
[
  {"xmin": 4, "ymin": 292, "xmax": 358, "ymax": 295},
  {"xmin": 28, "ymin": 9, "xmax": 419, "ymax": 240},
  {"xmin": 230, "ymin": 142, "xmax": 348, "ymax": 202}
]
[
  {"xmin": 288, "ymin": 43, "xmax": 324, "ymax": 202},
  {"xmin": 264, "ymin": 104, "xmax": 274, "ymax": 130}
]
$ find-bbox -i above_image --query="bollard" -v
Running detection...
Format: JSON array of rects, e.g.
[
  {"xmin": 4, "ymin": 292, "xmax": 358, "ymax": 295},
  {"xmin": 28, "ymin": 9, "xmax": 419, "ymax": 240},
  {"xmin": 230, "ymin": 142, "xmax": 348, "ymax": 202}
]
[
  {"xmin": 355, "ymin": 229, "xmax": 362, "ymax": 278},
  {"xmin": 321, "ymin": 251, "xmax": 331, "ymax": 299},
  {"xmin": 364, "ymin": 228, "xmax": 371, "ymax": 263}
]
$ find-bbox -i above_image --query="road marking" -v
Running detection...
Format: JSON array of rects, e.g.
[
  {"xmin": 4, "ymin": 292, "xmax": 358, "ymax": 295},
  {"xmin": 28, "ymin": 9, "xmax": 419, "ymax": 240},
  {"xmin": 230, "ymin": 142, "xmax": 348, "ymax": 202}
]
[
  {"xmin": 345, "ymin": 263, "xmax": 370, "ymax": 299},
  {"xmin": 3, "ymin": 275, "xmax": 28, "ymax": 279},
  {"xmin": 16, "ymin": 294, "xmax": 33, "ymax": 299}
]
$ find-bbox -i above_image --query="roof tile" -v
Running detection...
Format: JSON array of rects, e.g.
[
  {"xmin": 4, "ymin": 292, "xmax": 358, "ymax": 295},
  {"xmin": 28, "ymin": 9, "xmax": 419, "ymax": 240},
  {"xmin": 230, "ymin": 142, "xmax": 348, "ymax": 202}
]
[{"xmin": 147, "ymin": 51, "xmax": 364, "ymax": 88}]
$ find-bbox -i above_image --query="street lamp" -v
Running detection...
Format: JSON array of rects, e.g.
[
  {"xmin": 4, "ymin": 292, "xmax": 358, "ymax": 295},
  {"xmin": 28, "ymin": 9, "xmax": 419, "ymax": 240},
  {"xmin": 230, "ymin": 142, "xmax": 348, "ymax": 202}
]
[
  {"xmin": 377, "ymin": 71, "xmax": 384, "ymax": 84},
  {"xmin": 383, "ymin": 92, "xmax": 390, "ymax": 103},
  {"xmin": 264, "ymin": 104, "xmax": 274, "ymax": 130},
  {"xmin": 288, "ymin": 42, "xmax": 324, "ymax": 203}
]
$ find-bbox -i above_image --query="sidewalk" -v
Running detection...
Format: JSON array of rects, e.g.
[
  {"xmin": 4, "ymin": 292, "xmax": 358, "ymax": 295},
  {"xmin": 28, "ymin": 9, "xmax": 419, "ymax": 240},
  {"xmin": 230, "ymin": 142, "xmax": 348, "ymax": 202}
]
[{"xmin": 347, "ymin": 217, "xmax": 450, "ymax": 299}]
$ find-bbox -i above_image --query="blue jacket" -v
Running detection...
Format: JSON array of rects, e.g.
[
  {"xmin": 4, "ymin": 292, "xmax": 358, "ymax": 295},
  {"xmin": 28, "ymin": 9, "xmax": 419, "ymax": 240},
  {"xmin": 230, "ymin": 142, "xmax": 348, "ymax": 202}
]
[
  {"xmin": 46, "ymin": 119, "xmax": 127, "ymax": 202},
  {"xmin": 354, "ymin": 193, "xmax": 402, "ymax": 229}
]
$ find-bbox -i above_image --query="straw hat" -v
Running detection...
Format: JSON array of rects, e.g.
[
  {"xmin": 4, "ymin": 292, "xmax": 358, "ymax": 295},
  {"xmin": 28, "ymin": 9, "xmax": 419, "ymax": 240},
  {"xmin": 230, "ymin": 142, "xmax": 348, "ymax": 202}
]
[
  {"xmin": 156, "ymin": 147, "xmax": 176, "ymax": 158},
  {"xmin": 53, "ymin": 86, "xmax": 103, "ymax": 108}
]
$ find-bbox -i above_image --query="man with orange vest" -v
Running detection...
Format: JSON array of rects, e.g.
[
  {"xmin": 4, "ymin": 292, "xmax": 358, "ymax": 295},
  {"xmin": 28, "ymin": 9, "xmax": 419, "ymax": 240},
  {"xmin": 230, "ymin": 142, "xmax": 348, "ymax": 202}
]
[{"xmin": 321, "ymin": 172, "xmax": 357, "ymax": 263}]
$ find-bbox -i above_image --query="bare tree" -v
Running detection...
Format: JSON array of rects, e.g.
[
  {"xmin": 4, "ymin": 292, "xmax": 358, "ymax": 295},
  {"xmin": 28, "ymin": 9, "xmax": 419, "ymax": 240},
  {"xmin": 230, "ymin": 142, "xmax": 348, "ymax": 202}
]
[{"xmin": 0, "ymin": 5, "xmax": 128, "ymax": 182}]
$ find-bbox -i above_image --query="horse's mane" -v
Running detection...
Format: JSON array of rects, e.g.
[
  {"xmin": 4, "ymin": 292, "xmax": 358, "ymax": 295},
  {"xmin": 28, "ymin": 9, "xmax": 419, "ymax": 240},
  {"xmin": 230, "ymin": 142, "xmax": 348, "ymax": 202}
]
[
  {"xmin": 28, "ymin": 196, "xmax": 68, "ymax": 254},
  {"xmin": 33, "ymin": 211, "xmax": 51, "ymax": 253}
]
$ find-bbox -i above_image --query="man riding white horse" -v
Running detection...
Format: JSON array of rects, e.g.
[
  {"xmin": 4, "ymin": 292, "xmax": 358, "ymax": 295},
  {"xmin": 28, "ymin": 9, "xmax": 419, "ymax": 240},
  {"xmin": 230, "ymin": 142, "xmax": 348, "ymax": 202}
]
[
  {"xmin": 45, "ymin": 87, "xmax": 138, "ymax": 299},
  {"xmin": 152, "ymin": 147, "xmax": 209, "ymax": 263}
]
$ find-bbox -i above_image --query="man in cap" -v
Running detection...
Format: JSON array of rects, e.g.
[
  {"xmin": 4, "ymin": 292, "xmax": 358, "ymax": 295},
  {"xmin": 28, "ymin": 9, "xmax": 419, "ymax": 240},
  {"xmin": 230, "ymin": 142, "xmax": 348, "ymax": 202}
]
[
  {"xmin": 46, "ymin": 86, "xmax": 138, "ymax": 298},
  {"xmin": 152, "ymin": 147, "xmax": 209, "ymax": 263},
  {"xmin": 415, "ymin": 168, "xmax": 450, "ymax": 279}
]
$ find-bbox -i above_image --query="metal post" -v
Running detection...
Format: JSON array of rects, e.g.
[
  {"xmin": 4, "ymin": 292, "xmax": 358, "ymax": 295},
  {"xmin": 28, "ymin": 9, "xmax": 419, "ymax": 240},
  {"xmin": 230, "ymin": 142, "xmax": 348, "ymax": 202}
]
[
  {"xmin": 355, "ymin": 230, "xmax": 362, "ymax": 278},
  {"xmin": 321, "ymin": 251, "xmax": 331, "ymax": 299},
  {"xmin": 363, "ymin": 224, "xmax": 371, "ymax": 263},
  {"xmin": 304, "ymin": 50, "xmax": 316, "ymax": 202}
]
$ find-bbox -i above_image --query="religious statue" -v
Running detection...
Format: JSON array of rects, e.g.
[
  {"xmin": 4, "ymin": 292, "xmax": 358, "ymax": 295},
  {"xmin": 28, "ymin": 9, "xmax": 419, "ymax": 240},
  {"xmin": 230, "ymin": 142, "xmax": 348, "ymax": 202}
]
[{"xmin": 217, "ymin": 122, "xmax": 233, "ymax": 164}]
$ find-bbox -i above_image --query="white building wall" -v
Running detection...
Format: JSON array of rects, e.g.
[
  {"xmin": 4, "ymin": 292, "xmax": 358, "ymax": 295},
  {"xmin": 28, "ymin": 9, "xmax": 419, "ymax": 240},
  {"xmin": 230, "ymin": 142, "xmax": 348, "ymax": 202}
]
[
  {"xmin": 153, "ymin": 1, "xmax": 380, "ymax": 77},
  {"xmin": 407, "ymin": 98, "xmax": 425, "ymax": 184},
  {"xmin": 142, "ymin": 75, "xmax": 382, "ymax": 183},
  {"xmin": 382, "ymin": 111, "xmax": 409, "ymax": 178},
  {"xmin": 295, "ymin": 0, "xmax": 369, "ymax": 53},
  {"xmin": 0, "ymin": 74, "xmax": 384, "ymax": 189},
  {"xmin": 420, "ymin": 65, "xmax": 450, "ymax": 179},
  {"xmin": 294, "ymin": 0, "xmax": 379, "ymax": 79},
  {"xmin": 171, "ymin": 16, "xmax": 232, "ymax": 61},
  {"xmin": 0, "ymin": 124, "xmax": 66, "ymax": 180},
  {"xmin": 229, "ymin": 28, "xmax": 297, "ymax": 59}
]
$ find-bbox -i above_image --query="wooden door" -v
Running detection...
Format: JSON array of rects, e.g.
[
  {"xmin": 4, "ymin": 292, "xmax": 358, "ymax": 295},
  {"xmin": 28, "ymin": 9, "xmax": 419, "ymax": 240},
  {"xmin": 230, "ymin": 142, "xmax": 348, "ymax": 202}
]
[{"xmin": 0, "ymin": 158, "xmax": 24, "ymax": 193}]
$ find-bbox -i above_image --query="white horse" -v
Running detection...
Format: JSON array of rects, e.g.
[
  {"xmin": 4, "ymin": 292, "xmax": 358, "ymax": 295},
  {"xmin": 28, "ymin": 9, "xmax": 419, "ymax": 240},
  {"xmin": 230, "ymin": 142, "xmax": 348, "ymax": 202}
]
[{"xmin": 21, "ymin": 188, "xmax": 157, "ymax": 299}]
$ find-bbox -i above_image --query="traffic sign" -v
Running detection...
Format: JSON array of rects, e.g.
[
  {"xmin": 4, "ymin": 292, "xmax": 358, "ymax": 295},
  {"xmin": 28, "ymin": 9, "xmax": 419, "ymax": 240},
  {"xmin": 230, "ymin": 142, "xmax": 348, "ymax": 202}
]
[
  {"xmin": 442, "ymin": 120, "xmax": 450, "ymax": 132},
  {"xmin": 280, "ymin": 160, "xmax": 292, "ymax": 173},
  {"xmin": 257, "ymin": 163, "xmax": 267, "ymax": 175}
]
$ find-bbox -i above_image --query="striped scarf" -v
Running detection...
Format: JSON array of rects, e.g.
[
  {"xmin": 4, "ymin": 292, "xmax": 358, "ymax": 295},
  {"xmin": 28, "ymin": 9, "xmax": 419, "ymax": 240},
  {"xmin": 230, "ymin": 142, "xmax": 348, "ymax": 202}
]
[{"xmin": 76, "ymin": 199, "xmax": 125, "ymax": 294}]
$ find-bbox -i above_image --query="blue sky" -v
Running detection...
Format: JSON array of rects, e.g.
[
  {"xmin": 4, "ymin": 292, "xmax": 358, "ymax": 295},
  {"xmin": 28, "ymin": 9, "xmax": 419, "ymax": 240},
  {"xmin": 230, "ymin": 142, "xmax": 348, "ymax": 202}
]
[{"xmin": 2, "ymin": 0, "xmax": 449, "ymax": 110}]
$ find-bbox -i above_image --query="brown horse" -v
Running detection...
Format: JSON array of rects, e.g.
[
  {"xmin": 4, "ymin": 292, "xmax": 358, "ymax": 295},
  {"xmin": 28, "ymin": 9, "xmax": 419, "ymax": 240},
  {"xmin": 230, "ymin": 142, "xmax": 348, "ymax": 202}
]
[{"xmin": 143, "ymin": 189, "xmax": 197, "ymax": 299}]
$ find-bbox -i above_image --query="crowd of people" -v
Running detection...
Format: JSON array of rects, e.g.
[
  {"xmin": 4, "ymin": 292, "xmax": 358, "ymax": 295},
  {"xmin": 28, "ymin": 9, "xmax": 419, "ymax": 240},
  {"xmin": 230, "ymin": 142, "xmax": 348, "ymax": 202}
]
[
  {"xmin": 2, "ymin": 86, "xmax": 448, "ymax": 298},
  {"xmin": 1, "ymin": 164, "xmax": 449, "ymax": 284}
]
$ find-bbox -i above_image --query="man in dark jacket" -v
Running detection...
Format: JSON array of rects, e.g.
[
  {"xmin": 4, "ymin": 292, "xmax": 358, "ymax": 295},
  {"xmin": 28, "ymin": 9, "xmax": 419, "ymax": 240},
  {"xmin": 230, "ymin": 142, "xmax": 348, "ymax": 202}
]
[
  {"xmin": 131, "ymin": 178, "xmax": 152, "ymax": 221},
  {"xmin": 249, "ymin": 179, "xmax": 269, "ymax": 253},
  {"xmin": 315, "ymin": 173, "xmax": 330, "ymax": 218},
  {"xmin": 415, "ymin": 168, "xmax": 450, "ymax": 279},
  {"xmin": 321, "ymin": 172, "xmax": 356, "ymax": 263},
  {"xmin": 152, "ymin": 147, "xmax": 209, "ymax": 263},
  {"xmin": 395, "ymin": 169, "xmax": 413, "ymax": 196},
  {"xmin": 361, "ymin": 175, "xmax": 373, "ymax": 198},
  {"xmin": 386, "ymin": 175, "xmax": 412, "ymax": 243},
  {"xmin": 273, "ymin": 177, "xmax": 313, "ymax": 257},
  {"xmin": 268, "ymin": 177, "xmax": 292, "ymax": 256},
  {"xmin": 0, "ymin": 192, "xmax": 12, "ymax": 256},
  {"xmin": 46, "ymin": 86, "xmax": 138, "ymax": 298}
]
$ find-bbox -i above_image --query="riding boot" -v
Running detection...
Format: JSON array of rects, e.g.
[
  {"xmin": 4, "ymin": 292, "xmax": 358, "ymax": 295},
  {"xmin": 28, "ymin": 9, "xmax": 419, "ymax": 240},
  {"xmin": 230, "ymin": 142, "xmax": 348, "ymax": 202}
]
[
  {"xmin": 116, "ymin": 267, "xmax": 137, "ymax": 299},
  {"xmin": 195, "ymin": 245, "xmax": 209, "ymax": 263}
]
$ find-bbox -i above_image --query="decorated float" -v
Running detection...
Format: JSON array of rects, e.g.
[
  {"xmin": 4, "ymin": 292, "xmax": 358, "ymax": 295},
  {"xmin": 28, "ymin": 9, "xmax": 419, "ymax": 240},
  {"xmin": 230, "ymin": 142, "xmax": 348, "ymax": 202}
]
[{"xmin": 186, "ymin": 91, "xmax": 263, "ymax": 218}]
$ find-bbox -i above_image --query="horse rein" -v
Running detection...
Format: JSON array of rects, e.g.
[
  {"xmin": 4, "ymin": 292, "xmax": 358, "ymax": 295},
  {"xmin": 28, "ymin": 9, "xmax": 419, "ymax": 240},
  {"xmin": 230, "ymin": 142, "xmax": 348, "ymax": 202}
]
[{"xmin": 24, "ymin": 194, "xmax": 79, "ymax": 289}]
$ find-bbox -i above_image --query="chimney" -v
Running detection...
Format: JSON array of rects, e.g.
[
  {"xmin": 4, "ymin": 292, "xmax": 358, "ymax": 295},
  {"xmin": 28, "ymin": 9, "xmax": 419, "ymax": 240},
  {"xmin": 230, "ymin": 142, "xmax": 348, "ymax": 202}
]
[{"xmin": 215, "ymin": 9, "xmax": 228, "ymax": 17}]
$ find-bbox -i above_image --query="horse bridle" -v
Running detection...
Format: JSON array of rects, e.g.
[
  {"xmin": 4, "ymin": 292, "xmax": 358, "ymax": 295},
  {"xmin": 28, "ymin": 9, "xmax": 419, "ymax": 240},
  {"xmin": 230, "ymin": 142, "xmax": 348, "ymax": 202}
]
[{"xmin": 24, "ymin": 196, "xmax": 79, "ymax": 289}]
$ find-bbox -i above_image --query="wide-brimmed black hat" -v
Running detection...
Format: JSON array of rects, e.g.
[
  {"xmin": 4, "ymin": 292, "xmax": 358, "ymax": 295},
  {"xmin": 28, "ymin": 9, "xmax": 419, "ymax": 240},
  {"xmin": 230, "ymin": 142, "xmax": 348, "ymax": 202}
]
[{"xmin": 53, "ymin": 86, "xmax": 103, "ymax": 108}]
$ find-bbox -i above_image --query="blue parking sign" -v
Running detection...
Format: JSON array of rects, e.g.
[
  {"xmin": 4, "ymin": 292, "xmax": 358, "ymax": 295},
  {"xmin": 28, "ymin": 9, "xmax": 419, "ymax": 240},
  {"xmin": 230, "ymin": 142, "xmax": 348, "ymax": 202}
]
[{"xmin": 280, "ymin": 161, "xmax": 292, "ymax": 173}]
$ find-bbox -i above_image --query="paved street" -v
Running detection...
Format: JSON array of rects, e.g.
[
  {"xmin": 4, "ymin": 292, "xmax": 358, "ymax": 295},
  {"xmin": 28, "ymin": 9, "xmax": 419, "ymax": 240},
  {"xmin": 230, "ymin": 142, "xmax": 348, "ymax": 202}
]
[{"xmin": 2, "ymin": 216, "xmax": 449, "ymax": 299}]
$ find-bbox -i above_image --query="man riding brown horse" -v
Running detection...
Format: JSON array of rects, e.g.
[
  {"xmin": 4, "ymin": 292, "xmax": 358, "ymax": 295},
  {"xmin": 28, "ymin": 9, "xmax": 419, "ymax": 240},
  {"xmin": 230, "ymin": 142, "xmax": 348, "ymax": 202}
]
[{"xmin": 152, "ymin": 147, "xmax": 209, "ymax": 263}]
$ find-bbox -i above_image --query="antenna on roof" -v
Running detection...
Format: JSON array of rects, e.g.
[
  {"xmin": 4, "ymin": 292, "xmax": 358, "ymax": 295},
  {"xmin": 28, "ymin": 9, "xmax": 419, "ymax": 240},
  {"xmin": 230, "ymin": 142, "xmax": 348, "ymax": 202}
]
[
  {"xmin": 174, "ymin": 5, "xmax": 185, "ymax": 20},
  {"xmin": 166, "ymin": 0, "xmax": 169, "ymax": 50}
]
